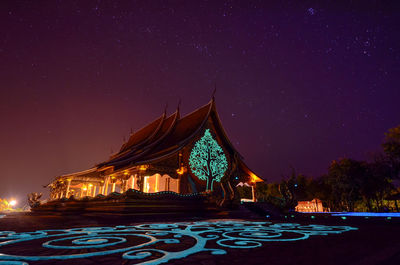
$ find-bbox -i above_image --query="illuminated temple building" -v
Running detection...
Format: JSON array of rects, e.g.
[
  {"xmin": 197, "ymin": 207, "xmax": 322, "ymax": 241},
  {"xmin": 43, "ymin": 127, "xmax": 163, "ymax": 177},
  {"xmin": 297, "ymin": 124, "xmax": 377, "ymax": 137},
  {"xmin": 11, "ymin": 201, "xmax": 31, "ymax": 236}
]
[
  {"xmin": 42, "ymin": 98, "xmax": 263, "ymax": 212},
  {"xmin": 295, "ymin": 198, "xmax": 329, "ymax": 213}
]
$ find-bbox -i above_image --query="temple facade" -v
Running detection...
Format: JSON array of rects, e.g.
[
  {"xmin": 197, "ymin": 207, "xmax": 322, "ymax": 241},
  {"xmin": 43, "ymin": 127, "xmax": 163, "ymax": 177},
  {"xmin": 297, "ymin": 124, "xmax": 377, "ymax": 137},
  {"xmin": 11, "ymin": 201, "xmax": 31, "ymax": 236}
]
[{"xmin": 46, "ymin": 98, "xmax": 262, "ymax": 208}]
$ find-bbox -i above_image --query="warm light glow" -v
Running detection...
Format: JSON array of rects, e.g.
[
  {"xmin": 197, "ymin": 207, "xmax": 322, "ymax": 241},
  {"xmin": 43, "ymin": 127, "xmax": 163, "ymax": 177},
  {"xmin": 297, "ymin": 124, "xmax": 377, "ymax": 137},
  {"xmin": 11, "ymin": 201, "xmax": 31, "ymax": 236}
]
[
  {"xmin": 139, "ymin": 165, "xmax": 149, "ymax": 171},
  {"xmin": 176, "ymin": 166, "xmax": 186, "ymax": 175},
  {"xmin": 82, "ymin": 186, "xmax": 87, "ymax": 191},
  {"xmin": 9, "ymin": 200, "xmax": 17, "ymax": 207},
  {"xmin": 155, "ymin": 174, "xmax": 159, "ymax": 192},
  {"xmin": 88, "ymin": 183, "xmax": 93, "ymax": 187},
  {"xmin": 131, "ymin": 175, "xmax": 135, "ymax": 190},
  {"xmin": 144, "ymin": 176, "xmax": 149, "ymax": 193},
  {"xmin": 250, "ymin": 173, "xmax": 263, "ymax": 183}
]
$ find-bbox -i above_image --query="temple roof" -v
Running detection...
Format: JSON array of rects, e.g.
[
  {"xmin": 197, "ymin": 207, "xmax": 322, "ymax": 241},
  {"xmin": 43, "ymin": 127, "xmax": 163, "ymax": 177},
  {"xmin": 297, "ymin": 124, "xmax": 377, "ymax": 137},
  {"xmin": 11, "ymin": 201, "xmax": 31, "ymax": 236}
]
[
  {"xmin": 54, "ymin": 98, "xmax": 262, "ymax": 182},
  {"xmin": 97, "ymin": 100, "xmax": 213, "ymax": 168}
]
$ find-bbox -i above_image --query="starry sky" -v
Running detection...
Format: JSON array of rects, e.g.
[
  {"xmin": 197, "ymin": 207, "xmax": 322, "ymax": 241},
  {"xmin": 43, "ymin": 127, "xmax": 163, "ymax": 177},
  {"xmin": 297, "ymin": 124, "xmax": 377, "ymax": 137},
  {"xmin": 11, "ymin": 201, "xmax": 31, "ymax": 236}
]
[{"xmin": 1, "ymin": 1, "xmax": 399, "ymax": 205}]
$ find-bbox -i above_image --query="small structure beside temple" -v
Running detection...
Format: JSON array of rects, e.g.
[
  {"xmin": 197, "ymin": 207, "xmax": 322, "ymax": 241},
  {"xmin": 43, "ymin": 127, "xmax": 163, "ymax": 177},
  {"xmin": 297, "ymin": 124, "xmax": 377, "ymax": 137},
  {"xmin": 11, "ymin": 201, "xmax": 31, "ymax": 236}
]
[
  {"xmin": 295, "ymin": 198, "xmax": 329, "ymax": 213},
  {"xmin": 37, "ymin": 98, "xmax": 263, "ymax": 214}
]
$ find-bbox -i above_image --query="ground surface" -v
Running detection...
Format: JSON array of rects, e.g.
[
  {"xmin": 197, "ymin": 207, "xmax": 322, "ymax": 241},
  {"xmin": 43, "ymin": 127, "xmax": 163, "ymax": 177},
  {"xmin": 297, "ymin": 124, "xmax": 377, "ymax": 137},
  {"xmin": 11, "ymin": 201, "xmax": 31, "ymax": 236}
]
[{"xmin": 0, "ymin": 212, "xmax": 399, "ymax": 265}]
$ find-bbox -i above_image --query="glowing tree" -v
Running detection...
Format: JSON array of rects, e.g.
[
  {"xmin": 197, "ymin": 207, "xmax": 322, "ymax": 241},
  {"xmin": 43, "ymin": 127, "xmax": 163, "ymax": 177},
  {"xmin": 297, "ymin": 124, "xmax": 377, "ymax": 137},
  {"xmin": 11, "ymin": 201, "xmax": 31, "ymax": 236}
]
[{"xmin": 189, "ymin": 129, "xmax": 228, "ymax": 191}]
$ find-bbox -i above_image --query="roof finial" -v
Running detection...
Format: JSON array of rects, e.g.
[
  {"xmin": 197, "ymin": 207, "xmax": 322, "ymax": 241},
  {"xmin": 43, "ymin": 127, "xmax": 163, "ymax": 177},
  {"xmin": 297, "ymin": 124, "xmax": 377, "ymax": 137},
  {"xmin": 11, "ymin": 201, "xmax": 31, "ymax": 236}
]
[
  {"xmin": 211, "ymin": 83, "xmax": 217, "ymax": 100},
  {"xmin": 164, "ymin": 102, "xmax": 168, "ymax": 115},
  {"xmin": 177, "ymin": 98, "xmax": 181, "ymax": 111}
]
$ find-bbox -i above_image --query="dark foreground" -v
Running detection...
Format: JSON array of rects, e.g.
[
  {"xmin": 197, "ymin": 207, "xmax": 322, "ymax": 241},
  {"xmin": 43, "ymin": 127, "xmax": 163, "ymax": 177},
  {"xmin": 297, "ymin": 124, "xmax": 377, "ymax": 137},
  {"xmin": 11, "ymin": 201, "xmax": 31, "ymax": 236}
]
[{"xmin": 0, "ymin": 211, "xmax": 399, "ymax": 265}]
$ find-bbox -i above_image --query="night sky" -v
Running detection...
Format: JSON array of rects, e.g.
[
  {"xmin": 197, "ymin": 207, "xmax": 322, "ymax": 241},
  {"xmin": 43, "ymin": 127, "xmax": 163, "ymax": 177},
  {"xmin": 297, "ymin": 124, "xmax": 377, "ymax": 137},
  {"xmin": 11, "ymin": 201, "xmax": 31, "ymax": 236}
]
[{"xmin": 1, "ymin": 1, "xmax": 399, "ymax": 206}]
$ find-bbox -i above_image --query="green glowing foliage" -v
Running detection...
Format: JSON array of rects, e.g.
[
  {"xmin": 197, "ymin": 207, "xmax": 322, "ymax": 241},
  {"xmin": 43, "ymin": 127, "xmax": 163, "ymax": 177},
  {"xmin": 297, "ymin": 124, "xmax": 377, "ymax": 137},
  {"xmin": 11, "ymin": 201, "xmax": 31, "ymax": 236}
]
[{"xmin": 189, "ymin": 129, "xmax": 228, "ymax": 191}]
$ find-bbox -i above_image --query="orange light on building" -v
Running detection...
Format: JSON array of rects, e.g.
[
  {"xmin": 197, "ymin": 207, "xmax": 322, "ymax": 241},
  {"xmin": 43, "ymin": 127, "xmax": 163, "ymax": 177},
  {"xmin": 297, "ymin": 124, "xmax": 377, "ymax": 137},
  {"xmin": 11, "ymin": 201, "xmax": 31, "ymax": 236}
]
[
  {"xmin": 176, "ymin": 166, "xmax": 186, "ymax": 175},
  {"xmin": 144, "ymin": 176, "xmax": 150, "ymax": 193},
  {"xmin": 139, "ymin": 165, "xmax": 149, "ymax": 171},
  {"xmin": 249, "ymin": 173, "xmax": 263, "ymax": 184}
]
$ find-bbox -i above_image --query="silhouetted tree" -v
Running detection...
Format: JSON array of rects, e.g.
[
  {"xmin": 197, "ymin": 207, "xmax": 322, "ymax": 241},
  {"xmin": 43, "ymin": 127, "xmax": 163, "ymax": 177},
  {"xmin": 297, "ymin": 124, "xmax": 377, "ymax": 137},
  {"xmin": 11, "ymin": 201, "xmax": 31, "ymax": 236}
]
[
  {"xmin": 362, "ymin": 155, "xmax": 394, "ymax": 211},
  {"xmin": 382, "ymin": 125, "xmax": 400, "ymax": 179},
  {"xmin": 326, "ymin": 158, "xmax": 365, "ymax": 211}
]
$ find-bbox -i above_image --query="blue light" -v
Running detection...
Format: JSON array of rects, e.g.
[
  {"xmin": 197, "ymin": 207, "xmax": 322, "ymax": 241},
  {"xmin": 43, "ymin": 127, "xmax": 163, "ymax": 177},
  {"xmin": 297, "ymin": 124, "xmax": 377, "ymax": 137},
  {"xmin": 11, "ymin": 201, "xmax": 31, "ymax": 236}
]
[
  {"xmin": 0, "ymin": 221, "xmax": 357, "ymax": 264},
  {"xmin": 331, "ymin": 212, "xmax": 400, "ymax": 218}
]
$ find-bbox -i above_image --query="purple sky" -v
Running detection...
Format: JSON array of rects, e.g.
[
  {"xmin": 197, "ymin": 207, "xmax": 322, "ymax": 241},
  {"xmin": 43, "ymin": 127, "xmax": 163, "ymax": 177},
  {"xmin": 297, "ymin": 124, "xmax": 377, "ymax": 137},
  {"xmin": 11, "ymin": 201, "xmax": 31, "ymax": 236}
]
[{"xmin": 1, "ymin": 1, "xmax": 399, "ymax": 205}]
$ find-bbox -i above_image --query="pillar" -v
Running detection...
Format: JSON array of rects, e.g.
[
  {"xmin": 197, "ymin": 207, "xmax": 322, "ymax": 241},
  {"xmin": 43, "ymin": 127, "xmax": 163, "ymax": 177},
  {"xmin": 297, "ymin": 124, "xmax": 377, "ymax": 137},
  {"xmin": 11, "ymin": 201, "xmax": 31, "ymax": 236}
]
[
  {"xmin": 66, "ymin": 179, "xmax": 71, "ymax": 198},
  {"xmin": 251, "ymin": 185, "xmax": 256, "ymax": 202},
  {"xmin": 93, "ymin": 186, "xmax": 97, "ymax": 197},
  {"xmin": 155, "ymin": 174, "xmax": 160, "ymax": 192},
  {"xmin": 100, "ymin": 180, "xmax": 105, "ymax": 195},
  {"xmin": 131, "ymin": 174, "xmax": 136, "ymax": 190},
  {"xmin": 107, "ymin": 177, "xmax": 110, "ymax": 195},
  {"xmin": 177, "ymin": 177, "xmax": 180, "ymax": 194},
  {"xmin": 112, "ymin": 182, "xmax": 116, "ymax": 193}
]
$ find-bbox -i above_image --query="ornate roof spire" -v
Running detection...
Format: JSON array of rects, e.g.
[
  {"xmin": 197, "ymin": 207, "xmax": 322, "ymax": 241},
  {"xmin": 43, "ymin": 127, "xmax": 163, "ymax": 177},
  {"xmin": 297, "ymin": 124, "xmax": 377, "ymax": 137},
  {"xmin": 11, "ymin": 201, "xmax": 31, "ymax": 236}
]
[
  {"xmin": 177, "ymin": 98, "xmax": 181, "ymax": 111},
  {"xmin": 211, "ymin": 83, "xmax": 217, "ymax": 101},
  {"xmin": 163, "ymin": 102, "xmax": 168, "ymax": 115}
]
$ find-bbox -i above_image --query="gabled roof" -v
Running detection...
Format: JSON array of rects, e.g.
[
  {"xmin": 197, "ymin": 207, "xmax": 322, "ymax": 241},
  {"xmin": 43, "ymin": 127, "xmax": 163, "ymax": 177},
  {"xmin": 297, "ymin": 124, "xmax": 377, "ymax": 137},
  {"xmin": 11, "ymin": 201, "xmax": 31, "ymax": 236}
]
[
  {"xmin": 56, "ymin": 98, "xmax": 263, "ymax": 182},
  {"xmin": 114, "ymin": 112, "xmax": 166, "ymax": 158}
]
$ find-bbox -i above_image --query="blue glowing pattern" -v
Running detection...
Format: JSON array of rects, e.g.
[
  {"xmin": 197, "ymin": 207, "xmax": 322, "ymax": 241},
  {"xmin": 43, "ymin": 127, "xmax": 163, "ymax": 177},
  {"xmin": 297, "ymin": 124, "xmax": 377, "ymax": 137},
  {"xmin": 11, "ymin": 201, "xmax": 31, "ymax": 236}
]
[
  {"xmin": 0, "ymin": 220, "xmax": 357, "ymax": 264},
  {"xmin": 189, "ymin": 129, "xmax": 228, "ymax": 191},
  {"xmin": 331, "ymin": 212, "xmax": 400, "ymax": 217}
]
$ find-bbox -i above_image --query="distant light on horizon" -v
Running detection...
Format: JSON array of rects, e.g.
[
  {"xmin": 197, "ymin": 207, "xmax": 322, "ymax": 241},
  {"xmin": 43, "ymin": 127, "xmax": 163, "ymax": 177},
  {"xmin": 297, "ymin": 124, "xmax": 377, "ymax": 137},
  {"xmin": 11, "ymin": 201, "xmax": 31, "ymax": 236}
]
[{"xmin": 9, "ymin": 200, "xmax": 17, "ymax": 207}]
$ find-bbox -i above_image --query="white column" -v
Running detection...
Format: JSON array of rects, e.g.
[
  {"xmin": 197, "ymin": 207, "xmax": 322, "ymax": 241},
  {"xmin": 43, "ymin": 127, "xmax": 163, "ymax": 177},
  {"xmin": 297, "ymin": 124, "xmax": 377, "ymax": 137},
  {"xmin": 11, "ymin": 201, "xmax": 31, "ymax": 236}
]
[
  {"xmin": 155, "ymin": 174, "xmax": 160, "ymax": 192},
  {"xmin": 66, "ymin": 179, "xmax": 71, "ymax": 198},
  {"xmin": 131, "ymin": 175, "xmax": 136, "ymax": 190},
  {"xmin": 104, "ymin": 177, "xmax": 109, "ymax": 195},
  {"xmin": 101, "ymin": 180, "xmax": 105, "ymax": 195}
]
